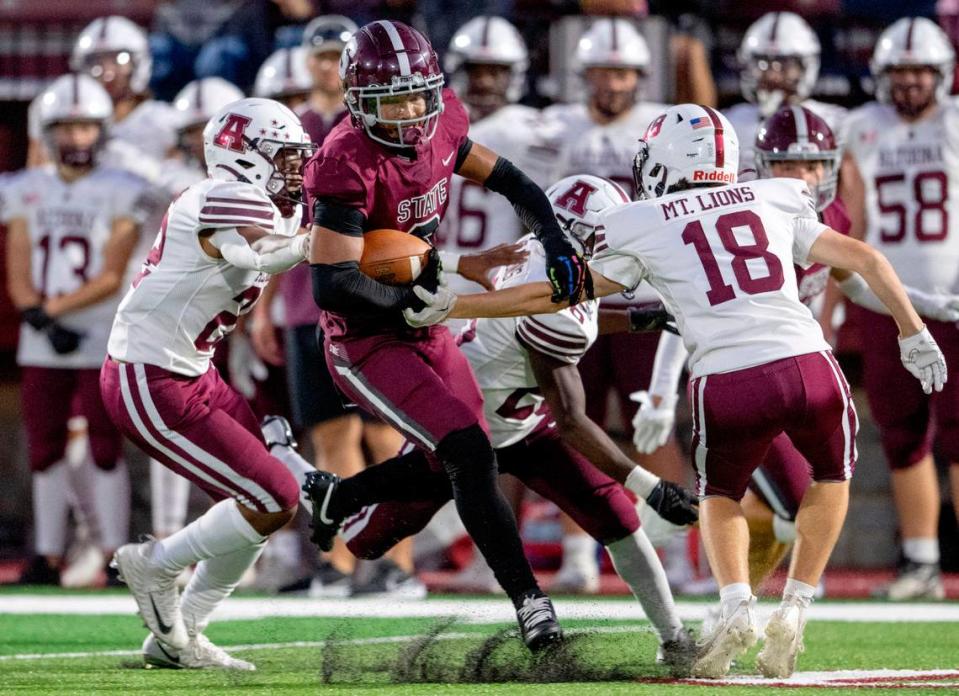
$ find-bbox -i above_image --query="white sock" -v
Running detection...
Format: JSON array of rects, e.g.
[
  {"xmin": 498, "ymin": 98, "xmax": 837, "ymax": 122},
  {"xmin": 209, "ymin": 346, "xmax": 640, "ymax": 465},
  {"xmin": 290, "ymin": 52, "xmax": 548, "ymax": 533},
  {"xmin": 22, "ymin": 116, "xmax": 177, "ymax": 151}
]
[
  {"xmin": 719, "ymin": 582, "xmax": 753, "ymax": 619},
  {"xmin": 269, "ymin": 444, "xmax": 315, "ymax": 515},
  {"xmin": 152, "ymin": 499, "xmax": 267, "ymax": 574},
  {"xmin": 150, "ymin": 459, "xmax": 191, "ymax": 537},
  {"xmin": 902, "ymin": 537, "xmax": 940, "ymax": 565},
  {"xmin": 783, "ymin": 577, "xmax": 816, "ymax": 607},
  {"xmin": 561, "ymin": 533, "xmax": 597, "ymax": 569},
  {"xmin": 180, "ymin": 539, "xmax": 267, "ymax": 633},
  {"xmin": 90, "ymin": 460, "xmax": 130, "ymax": 551},
  {"xmin": 33, "ymin": 461, "xmax": 71, "ymax": 557},
  {"xmin": 607, "ymin": 529, "xmax": 684, "ymax": 643}
]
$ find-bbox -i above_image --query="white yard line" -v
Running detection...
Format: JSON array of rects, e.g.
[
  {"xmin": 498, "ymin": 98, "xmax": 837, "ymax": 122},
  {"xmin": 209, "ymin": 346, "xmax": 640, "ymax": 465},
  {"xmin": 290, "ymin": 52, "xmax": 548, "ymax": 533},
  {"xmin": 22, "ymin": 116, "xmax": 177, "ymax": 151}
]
[{"xmin": 1, "ymin": 596, "xmax": 957, "ymax": 624}]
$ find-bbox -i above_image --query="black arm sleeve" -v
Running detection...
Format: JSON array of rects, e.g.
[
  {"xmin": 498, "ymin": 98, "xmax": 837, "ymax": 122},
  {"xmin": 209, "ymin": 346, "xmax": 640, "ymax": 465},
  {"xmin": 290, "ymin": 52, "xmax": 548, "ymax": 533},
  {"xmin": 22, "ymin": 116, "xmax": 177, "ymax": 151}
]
[
  {"xmin": 453, "ymin": 138, "xmax": 474, "ymax": 172},
  {"xmin": 482, "ymin": 156, "xmax": 565, "ymax": 246},
  {"xmin": 311, "ymin": 199, "xmax": 366, "ymax": 237},
  {"xmin": 310, "ymin": 261, "xmax": 415, "ymax": 315}
]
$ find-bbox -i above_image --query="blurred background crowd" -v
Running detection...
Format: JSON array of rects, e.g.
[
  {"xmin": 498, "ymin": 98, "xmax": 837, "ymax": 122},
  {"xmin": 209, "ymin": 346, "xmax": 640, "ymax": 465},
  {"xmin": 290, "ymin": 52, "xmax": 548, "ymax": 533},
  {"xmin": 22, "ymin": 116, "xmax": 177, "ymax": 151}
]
[{"xmin": 0, "ymin": 0, "xmax": 956, "ymax": 600}]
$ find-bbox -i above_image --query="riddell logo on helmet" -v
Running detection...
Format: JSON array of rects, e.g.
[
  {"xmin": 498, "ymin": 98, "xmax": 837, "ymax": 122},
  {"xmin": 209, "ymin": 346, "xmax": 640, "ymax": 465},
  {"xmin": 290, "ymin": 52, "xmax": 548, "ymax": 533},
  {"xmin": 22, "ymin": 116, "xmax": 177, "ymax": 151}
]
[{"xmin": 692, "ymin": 170, "xmax": 735, "ymax": 183}]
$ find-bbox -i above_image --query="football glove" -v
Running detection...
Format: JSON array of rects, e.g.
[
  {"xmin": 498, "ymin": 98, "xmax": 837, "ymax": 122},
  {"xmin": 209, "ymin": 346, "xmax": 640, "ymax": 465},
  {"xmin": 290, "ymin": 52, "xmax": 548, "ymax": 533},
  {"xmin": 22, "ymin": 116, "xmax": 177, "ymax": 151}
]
[
  {"xmin": 21, "ymin": 306, "xmax": 54, "ymax": 331},
  {"xmin": 416, "ymin": 248, "xmax": 443, "ymax": 295},
  {"xmin": 542, "ymin": 235, "xmax": 591, "ymax": 305},
  {"xmin": 644, "ymin": 480, "xmax": 699, "ymax": 526},
  {"xmin": 47, "ymin": 324, "xmax": 83, "ymax": 354},
  {"xmin": 628, "ymin": 304, "xmax": 679, "ymax": 335},
  {"xmin": 403, "ymin": 284, "xmax": 457, "ymax": 328},
  {"xmin": 899, "ymin": 327, "xmax": 947, "ymax": 395},
  {"xmin": 630, "ymin": 390, "xmax": 678, "ymax": 454}
]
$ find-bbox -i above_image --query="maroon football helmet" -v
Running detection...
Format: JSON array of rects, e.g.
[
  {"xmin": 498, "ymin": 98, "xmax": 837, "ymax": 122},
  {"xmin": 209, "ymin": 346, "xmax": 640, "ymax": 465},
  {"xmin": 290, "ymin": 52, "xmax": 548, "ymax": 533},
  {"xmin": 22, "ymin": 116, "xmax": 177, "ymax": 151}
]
[
  {"xmin": 339, "ymin": 20, "xmax": 445, "ymax": 148},
  {"xmin": 755, "ymin": 105, "xmax": 840, "ymax": 211}
]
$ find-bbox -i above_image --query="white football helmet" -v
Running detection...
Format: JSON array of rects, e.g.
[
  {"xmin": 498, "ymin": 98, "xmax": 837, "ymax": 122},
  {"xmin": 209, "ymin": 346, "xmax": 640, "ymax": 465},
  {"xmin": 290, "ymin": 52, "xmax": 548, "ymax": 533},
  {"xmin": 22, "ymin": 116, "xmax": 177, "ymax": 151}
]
[
  {"xmin": 547, "ymin": 174, "xmax": 631, "ymax": 258},
  {"xmin": 172, "ymin": 78, "xmax": 245, "ymax": 133},
  {"xmin": 253, "ymin": 47, "xmax": 313, "ymax": 101},
  {"xmin": 70, "ymin": 15, "xmax": 151, "ymax": 95},
  {"xmin": 738, "ymin": 12, "xmax": 820, "ymax": 113},
  {"xmin": 302, "ymin": 14, "xmax": 358, "ymax": 54},
  {"xmin": 576, "ymin": 18, "xmax": 651, "ymax": 72},
  {"xmin": 203, "ymin": 98, "xmax": 314, "ymax": 201},
  {"xmin": 871, "ymin": 17, "xmax": 955, "ymax": 108},
  {"xmin": 445, "ymin": 16, "xmax": 528, "ymax": 103},
  {"xmin": 35, "ymin": 74, "xmax": 113, "ymax": 167},
  {"xmin": 633, "ymin": 104, "xmax": 739, "ymax": 199}
]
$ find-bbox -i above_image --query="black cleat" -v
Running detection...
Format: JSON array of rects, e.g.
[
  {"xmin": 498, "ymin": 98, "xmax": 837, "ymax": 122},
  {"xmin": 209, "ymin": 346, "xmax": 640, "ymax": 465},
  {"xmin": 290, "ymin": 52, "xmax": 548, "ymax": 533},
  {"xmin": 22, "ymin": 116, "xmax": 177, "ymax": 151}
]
[
  {"xmin": 657, "ymin": 627, "xmax": 698, "ymax": 676},
  {"xmin": 261, "ymin": 415, "xmax": 297, "ymax": 450},
  {"xmin": 516, "ymin": 592, "xmax": 563, "ymax": 652},
  {"xmin": 302, "ymin": 470, "xmax": 344, "ymax": 552},
  {"xmin": 15, "ymin": 556, "xmax": 60, "ymax": 586}
]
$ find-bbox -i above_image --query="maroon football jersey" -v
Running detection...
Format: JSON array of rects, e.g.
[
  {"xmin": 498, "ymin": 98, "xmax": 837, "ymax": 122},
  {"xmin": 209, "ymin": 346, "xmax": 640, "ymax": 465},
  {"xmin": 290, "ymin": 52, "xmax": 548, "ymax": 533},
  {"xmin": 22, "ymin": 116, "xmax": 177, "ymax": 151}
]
[
  {"xmin": 296, "ymin": 105, "xmax": 347, "ymax": 153},
  {"xmin": 795, "ymin": 197, "xmax": 851, "ymax": 307},
  {"xmin": 305, "ymin": 87, "xmax": 471, "ymax": 337}
]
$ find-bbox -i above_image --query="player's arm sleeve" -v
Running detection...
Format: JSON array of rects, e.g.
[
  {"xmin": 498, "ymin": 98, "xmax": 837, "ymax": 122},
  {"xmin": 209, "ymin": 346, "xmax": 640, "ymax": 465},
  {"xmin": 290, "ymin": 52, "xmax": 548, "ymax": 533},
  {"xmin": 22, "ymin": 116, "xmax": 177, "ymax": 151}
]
[
  {"xmin": 586, "ymin": 210, "xmax": 648, "ymax": 291},
  {"xmin": 792, "ymin": 217, "xmax": 830, "ymax": 269},
  {"xmin": 198, "ymin": 181, "xmax": 277, "ymax": 232},
  {"xmin": 779, "ymin": 180, "xmax": 829, "ymax": 268},
  {"xmin": 208, "ymin": 227, "xmax": 309, "ymax": 274},
  {"xmin": 515, "ymin": 310, "xmax": 591, "ymax": 364},
  {"xmin": 0, "ymin": 177, "xmax": 23, "ymax": 224},
  {"xmin": 649, "ymin": 331, "xmax": 688, "ymax": 397}
]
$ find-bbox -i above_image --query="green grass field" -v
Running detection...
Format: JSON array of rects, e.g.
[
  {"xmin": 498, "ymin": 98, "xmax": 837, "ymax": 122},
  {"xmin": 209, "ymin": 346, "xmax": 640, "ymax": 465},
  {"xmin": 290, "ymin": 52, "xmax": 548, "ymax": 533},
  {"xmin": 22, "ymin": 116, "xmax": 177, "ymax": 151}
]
[{"xmin": 2, "ymin": 591, "xmax": 958, "ymax": 695}]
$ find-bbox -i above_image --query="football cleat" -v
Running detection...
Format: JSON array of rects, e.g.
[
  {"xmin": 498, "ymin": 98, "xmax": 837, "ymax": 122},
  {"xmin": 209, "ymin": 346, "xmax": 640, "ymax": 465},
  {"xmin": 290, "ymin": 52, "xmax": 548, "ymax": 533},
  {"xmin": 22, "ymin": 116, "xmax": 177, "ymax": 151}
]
[
  {"xmin": 691, "ymin": 598, "xmax": 758, "ymax": 679},
  {"xmin": 350, "ymin": 559, "xmax": 427, "ymax": 599},
  {"xmin": 112, "ymin": 539, "xmax": 188, "ymax": 650},
  {"xmin": 143, "ymin": 632, "xmax": 256, "ymax": 670},
  {"xmin": 757, "ymin": 597, "xmax": 807, "ymax": 679},
  {"xmin": 550, "ymin": 560, "xmax": 600, "ymax": 595},
  {"xmin": 60, "ymin": 545, "xmax": 106, "ymax": 589},
  {"xmin": 657, "ymin": 627, "xmax": 698, "ymax": 676},
  {"xmin": 516, "ymin": 592, "xmax": 564, "ymax": 652},
  {"xmin": 260, "ymin": 415, "xmax": 297, "ymax": 450},
  {"xmin": 302, "ymin": 470, "xmax": 344, "ymax": 552},
  {"xmin": 447, "ymin": 554, "xmax": 504, "ymax": 594},
  {"xmin": 15, "ymin": 556, "xmax": 61, "ymax": 586},
  {"xmin": 874, "ymin": 561, "xmax": 945, "ymax": 600}
]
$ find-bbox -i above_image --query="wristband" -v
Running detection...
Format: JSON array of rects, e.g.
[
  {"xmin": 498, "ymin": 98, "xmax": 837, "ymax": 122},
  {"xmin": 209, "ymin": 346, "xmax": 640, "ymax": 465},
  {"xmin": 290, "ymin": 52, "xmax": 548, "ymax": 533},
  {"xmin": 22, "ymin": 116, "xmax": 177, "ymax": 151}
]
[{"xmin": 438, "ymin": 250, "xmax": 461, "ymax": 274}]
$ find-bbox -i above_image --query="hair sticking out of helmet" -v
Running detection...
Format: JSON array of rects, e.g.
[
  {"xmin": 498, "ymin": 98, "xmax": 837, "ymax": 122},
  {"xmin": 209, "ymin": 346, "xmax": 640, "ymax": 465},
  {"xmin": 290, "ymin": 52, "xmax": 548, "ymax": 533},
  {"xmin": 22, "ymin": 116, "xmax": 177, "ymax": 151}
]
[
  {"xmin": 871, "ymin": 16, "xmax": 956, "ymax": 118},
  {"xmin": 546, "ymin": 174, "xmax": 631, "ymax": 258},
  {"xmin": 341, "ymin": 21, "xmax": 445, "ymax": 148},
  {"xmin": 632, "ymin": 104, "xmax": 740, "ymax": 200},
  {"xmin": 202, "ymin": 98, "xmax": 315, "ymax": 217},
  {"xmin": 755, "ymin": 104, "xmax": 840, "ymax": 211},
  {"xmin": 738, "ymin": 12, "xmax": 821, "ymax": 117}
]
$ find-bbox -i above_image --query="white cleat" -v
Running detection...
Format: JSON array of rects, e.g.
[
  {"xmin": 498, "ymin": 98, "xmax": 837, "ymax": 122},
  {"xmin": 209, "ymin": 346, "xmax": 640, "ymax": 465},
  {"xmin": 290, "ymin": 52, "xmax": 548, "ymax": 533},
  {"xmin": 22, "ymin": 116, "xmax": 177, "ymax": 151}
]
[
  {"xmin": 143, "ymin": 633, "xmax": 256, "ymax": 670},
  {"xmin": 757, "ymin": 599, "xmax": 807, "ymax": 679},
  {"xmin": 112, "ymin": 540, "xmax": 188, "ymax": 650},
  {"xmin": 550, "ymin": 562, "xmax": 600, "ymax": 595},
  {"xmin": 60, "ymin": 545, "xmax": 106, "ymax": 588},
  {"xmin": 691, "ymin": 598, "xmax": 758, "ymax": 679}
]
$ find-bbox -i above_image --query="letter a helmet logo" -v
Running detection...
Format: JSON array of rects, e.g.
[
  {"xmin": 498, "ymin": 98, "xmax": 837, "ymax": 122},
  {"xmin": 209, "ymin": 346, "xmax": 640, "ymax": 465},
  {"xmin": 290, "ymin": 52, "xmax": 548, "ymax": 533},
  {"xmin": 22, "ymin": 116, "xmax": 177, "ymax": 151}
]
[
  {"xmin": 214, "ymin": 113, "xmax": 252, "ymax": 153},
  {"xmin": 554, "ymin": 180, "xmax": 598, "ymax": 216}
]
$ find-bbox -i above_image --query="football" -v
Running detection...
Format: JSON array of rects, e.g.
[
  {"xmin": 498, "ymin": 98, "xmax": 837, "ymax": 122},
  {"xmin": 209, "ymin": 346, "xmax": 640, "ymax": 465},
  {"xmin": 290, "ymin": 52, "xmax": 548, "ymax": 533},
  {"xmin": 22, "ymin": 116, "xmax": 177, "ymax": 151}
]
[{"xmin": 359, "ymin": 229, "xmax": 432, "ymax": 286}]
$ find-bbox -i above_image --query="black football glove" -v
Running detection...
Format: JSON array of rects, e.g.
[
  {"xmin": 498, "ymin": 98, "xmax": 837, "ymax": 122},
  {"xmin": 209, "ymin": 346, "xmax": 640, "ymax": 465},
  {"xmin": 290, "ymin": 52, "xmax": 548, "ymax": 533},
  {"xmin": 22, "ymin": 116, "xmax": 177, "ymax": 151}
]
[
  {"xmin": 47, "ymin": 324, "xmax": 84, "ymax": 355},
  {"xmin": 628, "ymin": 304, "xmax": 679, "ymax": 335},
  {"xmin": 22, "ymin": 306, "xmax": 54, "ymax": 331},
  {"xmin": 404, "ymin": 248, "xmax": 443, "ymax": 314},
  {"xmin": 645, "ymin": 480, "xmax": 699, "ymax": 526},
  {"xmin": 542, "ymin": 235, "xmax": 591, "ymax": 305}
]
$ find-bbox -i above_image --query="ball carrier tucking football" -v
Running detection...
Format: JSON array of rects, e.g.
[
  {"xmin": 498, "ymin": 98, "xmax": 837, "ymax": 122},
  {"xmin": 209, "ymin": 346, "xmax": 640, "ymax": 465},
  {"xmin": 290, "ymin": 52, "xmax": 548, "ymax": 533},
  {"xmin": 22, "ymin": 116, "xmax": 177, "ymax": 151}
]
[{"xmin": 297, "ymin": 20, "xmax": 593, "ymax": 651}]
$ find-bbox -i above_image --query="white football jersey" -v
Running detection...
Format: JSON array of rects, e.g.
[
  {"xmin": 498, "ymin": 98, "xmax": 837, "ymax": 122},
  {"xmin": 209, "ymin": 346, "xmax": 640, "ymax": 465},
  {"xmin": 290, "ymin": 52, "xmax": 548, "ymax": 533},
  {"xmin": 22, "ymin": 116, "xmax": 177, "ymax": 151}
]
[
  {"xmin": 542, "ymin": 100, "xmax": 668, "ymax": 305},
  {"xmin": 436, "ymin": 105, "xmax": 550, "ymax": 296},
  {"xmin": 842, "ymin": 100, "xmax": 959, "ymax": 296},
  {"xmin": 591, "ymin": 178, "xmax": 831, "ymax": 377},
  {"xmin": 108, "ymin": 178, "xmax": 302, "ymax": 376},
  {"xmin": 458, "ymin": 235, "xmax": 599, "ymax": 448},
  {"xmin": 111, "ymin": 99, "xmax": 178, "ymax": 161},
  {"xmin": 725, "ymin": 98, "xmax": 847, "ymax": 176},
  {"xmin": 1, "ymin": 165, "xmax": 153, "ymax": 368}
]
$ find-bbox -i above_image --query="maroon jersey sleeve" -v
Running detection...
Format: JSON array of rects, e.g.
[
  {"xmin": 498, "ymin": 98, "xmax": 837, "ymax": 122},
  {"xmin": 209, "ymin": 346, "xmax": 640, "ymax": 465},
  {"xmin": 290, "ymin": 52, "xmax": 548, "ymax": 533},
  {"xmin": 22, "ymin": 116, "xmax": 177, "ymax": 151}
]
[
  {"xmin": 440, "ymin": 88, "xmax": 470, "ymax": 153},
  {"xmin": 822, "ymin": 197, "xmax": 851, "ymax": 236},
  {"xmin": 304, "ymin": 153, "xmax": 369, "ymax": 216}
]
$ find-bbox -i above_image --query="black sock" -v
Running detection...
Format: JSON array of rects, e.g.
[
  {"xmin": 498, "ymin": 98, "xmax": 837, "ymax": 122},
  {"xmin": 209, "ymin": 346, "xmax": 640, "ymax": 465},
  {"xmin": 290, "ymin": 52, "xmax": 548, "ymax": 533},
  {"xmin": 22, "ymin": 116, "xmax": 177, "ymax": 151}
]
[
  {"xmin": 437, "ymin": 425, "xmax": 540, "ymax": 606},
  {"xmin": 331, "ymin": 449, "xmax": 450, "ymax": 518}
]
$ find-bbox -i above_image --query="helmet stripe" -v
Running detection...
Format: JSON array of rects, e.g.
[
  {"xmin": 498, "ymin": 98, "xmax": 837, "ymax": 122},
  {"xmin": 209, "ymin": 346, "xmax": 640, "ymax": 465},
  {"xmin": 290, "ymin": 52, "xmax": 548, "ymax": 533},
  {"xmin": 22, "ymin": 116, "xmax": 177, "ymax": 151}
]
[
  {"xmin": 195, "ymin": 80, "xmax": 204, "ymax": 112},
  {"xmin": 611, "ymin": 19, "xmax": 619, "ymax": 51},
  {"xmin": 905, "ymin": 17, "xmax": 915, "ymax": 51},
  {"xmin": 481, "ymin": 16, "xmax": 491, "ymax": 47},
  {"xmin": 791, "ymin": 104, "xmax": 808, "ymax": 146},
  {"xmin": 376, "ymin": 20, "xmax": 411, "ymax": 76},
  {"xmin": 702, "ymin": 105, "xmax": 725, "ymax": 169},
  {"xmin": 284, "ymin": 48, "xmax": 293, "ymax": 80},
  {"xmin": 72, "ymin": 73, "xmax": 80, "ymax": 107},
  {"xmin": 770, "ymin": 12, "xmax": 781, "ymax": 42},
  {"xmin": 98, "ymin": 17, "xmax": 109, "ymax": 42}
]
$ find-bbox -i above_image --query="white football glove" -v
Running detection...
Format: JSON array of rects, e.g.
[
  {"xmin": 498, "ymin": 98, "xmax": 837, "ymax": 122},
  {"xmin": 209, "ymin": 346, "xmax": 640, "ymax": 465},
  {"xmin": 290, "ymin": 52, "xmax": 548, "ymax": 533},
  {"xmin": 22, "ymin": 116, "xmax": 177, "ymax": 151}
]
[
  {"xmin": 899, "ymin": 327, "xmax": 947, "ymax": 395},
  {"xmin": 403, "ymin": 284, "xmax": 457, "ymax": 328},
  {"xmin": 629, "ymin": 390, "xmax": 678, "ymax": 454},
  {"xmin": 909, "ymin": 292, "xmax": 959, "ymax": 323}
]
